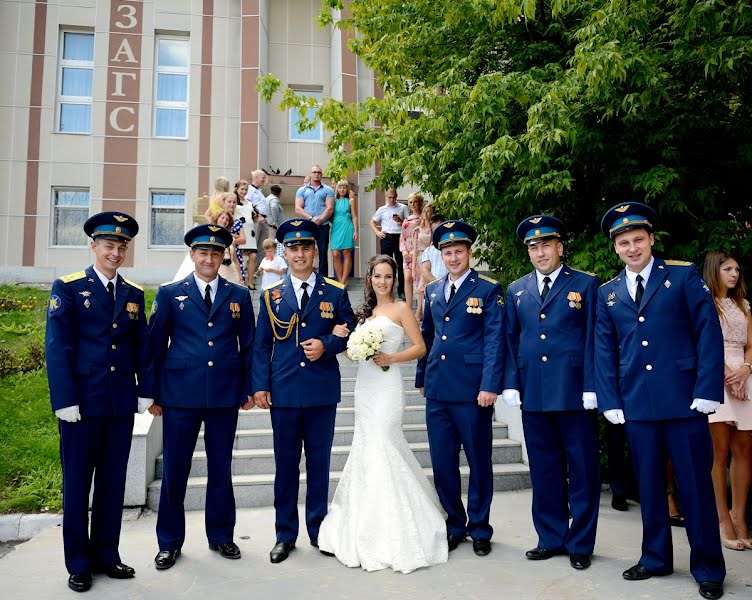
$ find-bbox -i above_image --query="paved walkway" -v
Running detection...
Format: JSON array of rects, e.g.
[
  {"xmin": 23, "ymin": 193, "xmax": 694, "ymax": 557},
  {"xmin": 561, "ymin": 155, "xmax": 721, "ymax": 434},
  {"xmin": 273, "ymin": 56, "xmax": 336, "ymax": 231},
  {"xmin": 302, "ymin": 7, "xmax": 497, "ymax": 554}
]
[{"xmin": 1, "ymin": 491, "xmax": 750, "ymax": 599}]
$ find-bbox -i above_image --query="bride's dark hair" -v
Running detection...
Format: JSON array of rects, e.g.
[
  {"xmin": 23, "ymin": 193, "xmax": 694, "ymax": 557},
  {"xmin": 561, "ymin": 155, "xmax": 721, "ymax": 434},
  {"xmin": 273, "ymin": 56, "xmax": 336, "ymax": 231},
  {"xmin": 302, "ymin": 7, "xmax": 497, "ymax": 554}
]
[{"xmin": 355, "ymin": 254, "xmax": 398, "ymax": 323}]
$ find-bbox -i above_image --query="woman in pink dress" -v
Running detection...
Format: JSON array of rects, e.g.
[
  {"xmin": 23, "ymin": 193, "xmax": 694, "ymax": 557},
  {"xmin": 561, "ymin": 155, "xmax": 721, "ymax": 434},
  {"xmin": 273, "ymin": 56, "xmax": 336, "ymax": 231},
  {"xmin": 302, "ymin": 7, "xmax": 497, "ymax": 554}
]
[
  {"xmin": 412, "ymin": 203, "xmax": 434, "ymax": 321},
  {"xmin": 703, "ymin": 250, "xmax": 752, "ymax": 551},
  {"xmin": 399, "ymin": 193, "xmax": 424, "ymax": 312}
]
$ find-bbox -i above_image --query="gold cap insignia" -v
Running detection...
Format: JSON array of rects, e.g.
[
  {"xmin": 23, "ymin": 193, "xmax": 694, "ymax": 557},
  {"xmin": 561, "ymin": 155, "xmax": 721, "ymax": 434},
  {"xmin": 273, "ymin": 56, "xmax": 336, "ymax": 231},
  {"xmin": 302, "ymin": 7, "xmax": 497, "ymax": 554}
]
[
  {"xmin": 615, "ymin": 205, "xmax": 629, "ymax": 213},
  {"xmin": 291, "ymin": 220, "xmax": 303, "ymax": 226},
  {"xmin": 529, "ymin": 217, "xmax": 542, "ymax": 224},
  {"xmin": 623, "ymin": 218, "xmax": 629, "ymax": 223},
  {"xmin": 114, "ymin": 215, "xmax": 128, "ymax": 222},
  {"xmin": 208, "ymin": 226, "xmax": 220, "ymax": 232},
  {"xmin": 296, "ymin": 232, "xmax": 301, "ymax": 238},
  {"xmin": 449, "ymin": 233, "xmax": 455, "ymax": 239},
  {"xmin": 535, "ymin": 229, "xmax": 540, "ymax": 235},
  {"xmin": 444, "ymin": 222, "xmax": 455, "ymax": 228},
  {"xmin": 210, "ymin": 236, "xmax": 216, "ymax": 242}
]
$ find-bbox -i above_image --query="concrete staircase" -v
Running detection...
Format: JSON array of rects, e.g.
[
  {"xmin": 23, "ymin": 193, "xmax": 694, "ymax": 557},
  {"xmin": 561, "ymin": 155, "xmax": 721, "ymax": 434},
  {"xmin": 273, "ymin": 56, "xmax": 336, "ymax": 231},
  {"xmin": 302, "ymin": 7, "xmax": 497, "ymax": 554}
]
[{"xmin": 145, "ymin": 279, "xmax": 530, "ymax": 511}]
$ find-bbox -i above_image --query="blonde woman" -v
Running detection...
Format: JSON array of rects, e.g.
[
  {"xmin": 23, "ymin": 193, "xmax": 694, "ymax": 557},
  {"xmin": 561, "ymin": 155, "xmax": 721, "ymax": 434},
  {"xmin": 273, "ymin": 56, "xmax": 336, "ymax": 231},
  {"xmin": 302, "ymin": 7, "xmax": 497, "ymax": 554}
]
[{"xmin": 203, "ymin": 176, "xmax": 230, "ymax": 222}]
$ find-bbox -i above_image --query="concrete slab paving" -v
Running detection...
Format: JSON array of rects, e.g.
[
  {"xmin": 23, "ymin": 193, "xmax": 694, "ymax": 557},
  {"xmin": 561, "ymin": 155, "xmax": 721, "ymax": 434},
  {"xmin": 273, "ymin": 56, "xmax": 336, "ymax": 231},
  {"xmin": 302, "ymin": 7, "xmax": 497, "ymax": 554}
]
[{"xmin": 1, "ymin": 490, "xmax": 750, "ymax": 600}]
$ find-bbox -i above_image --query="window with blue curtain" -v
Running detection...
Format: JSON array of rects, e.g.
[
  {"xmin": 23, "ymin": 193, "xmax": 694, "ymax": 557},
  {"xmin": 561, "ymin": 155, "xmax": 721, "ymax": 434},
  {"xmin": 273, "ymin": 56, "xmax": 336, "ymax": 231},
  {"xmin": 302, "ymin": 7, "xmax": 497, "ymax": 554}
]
[
  {"xmin": 289, "ymin": 90, "xmax": 323, "ymax": 142},
  {"xmin": 57, "ymin": 32, "xmax": 94, "ymax": 134},
  {"xmin": 150, "ymin": 192, "xmax": 185, "ymax": 246},
  {"xmin": 53, "ymin": 189, "xmax": 89, "ymax": 246},
  {"xmin": 154, "ymin": 37, "xmax": 189, "ymax": 138}
]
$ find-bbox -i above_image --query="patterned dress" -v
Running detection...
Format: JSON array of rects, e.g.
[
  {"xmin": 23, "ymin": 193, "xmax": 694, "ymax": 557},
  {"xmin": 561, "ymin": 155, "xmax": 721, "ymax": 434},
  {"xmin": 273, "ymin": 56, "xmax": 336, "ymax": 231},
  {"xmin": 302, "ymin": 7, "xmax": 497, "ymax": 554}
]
[{"xmin": 413, "ymin": 225, "xmax": 433, "ymax": 294}]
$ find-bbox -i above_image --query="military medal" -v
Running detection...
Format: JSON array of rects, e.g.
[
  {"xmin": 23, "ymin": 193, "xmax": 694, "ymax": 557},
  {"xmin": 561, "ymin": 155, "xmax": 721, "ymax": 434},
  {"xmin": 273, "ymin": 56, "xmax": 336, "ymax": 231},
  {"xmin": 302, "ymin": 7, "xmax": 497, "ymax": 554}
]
[
  {"xmin": 466, "ymin": 297, "xmax": 483, "ymax": 314},
  {"xmin": 320, "ymin": 301, "xmax": 333, "ymax": 319},
  {"xmin": 230, "ymin": 302, "xmax": 241, "ymax": 319},
  {"xmin": 126, "ymin": 302, "xmax": 139, "ymax": 320},
  {"xmin": 567, "ymin": 291, "xmax": 582, "ymax": 309}
]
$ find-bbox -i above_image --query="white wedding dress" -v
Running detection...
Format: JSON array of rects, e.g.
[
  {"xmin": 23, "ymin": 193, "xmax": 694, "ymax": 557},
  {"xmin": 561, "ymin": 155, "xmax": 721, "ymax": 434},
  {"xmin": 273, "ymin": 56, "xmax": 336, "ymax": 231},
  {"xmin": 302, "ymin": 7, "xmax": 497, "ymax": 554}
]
[{"xmin": 318, "ymin": 315, "xmax": 448, "ymax": 573}]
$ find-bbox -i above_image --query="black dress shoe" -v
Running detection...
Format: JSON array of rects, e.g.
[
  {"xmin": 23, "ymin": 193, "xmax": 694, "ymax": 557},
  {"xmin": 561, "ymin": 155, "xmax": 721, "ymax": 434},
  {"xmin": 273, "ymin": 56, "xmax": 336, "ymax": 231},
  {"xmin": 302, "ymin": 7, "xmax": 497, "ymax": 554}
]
[
  {"xmin": 611, "ymin": 495, "xmax": 628, "ymax": 511},
  {"xmin": 154, "ymin": 549, "xmax": 181, "ymax": 570},
  {"xmin": 310, "ymin": 538, "xmax": 318, "ymax": 548},
  {"xmin": 447, "ymin": 534, "xmax": 466, "ymax": 552},
  {"xmin": 570, "ymin": 554, "xmax": 591, "ymax": 570},
  {"xmin": 209, "ymin": 542, "xmax": 241, "ymax": 560},
  {"xmin": 472, "ymin": 538, "xmax": 491, "ymax": 556},
  {"xmin": 95, "ymin": 562, "xmax": 135, "ymax": 579},
  {"xmin": 67, "ymin": 573, "xmax": 92, "ymax": 592},
  {"xmin": 525, "ymin": 547, "xmax": 563, "ymax": 560},
  {"xmin": 270, "ymin": 541, "xmax": 295, "ymax": 563},
  {"xmin": 698, "ymin": 581, "xmax": 723, "ymax": 600},
  {"xmin": 320, "ymin": 549, "xmax": 335, "ymax": 557},
  {"xmin": 623, "ymin": 563, "xmax": 660, "ymax": 580}
]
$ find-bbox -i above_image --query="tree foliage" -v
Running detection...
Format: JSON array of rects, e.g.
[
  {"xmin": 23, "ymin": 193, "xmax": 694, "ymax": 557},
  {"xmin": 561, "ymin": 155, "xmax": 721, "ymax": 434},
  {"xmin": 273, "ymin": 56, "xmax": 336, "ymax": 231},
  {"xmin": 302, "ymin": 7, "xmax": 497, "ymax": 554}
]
[{"xmin": 259, "ymin": 0, "xmax": 752, "ymax": 284}]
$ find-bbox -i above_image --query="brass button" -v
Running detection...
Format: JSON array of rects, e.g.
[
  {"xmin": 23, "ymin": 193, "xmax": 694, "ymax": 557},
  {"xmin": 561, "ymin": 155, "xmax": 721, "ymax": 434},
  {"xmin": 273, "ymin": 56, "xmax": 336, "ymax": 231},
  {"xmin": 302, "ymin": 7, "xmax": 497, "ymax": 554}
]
[
  {"xmin": 300, "ymin": 361, "xmax": 305, "ymax": 367},
  {"xmin": 112, "ymin": 323, "xmax": 118, "ymax": 329},
  {"xmin": 208, "ymin": 341, "xmax": 214, "ymax": 347},
  {"xmin": 110, "ymin": 366, "xmax": 116, "ymax": 372},
  {"xmin": 641, "ymin": 340, "xmax": 648, "ymax": 347},
  {"xmin": 441, "ymin": 355, "xmax": 446, "ymax": 360},
  {"xmin": 638, "ymin": 316, "xmax": 645, "ymax": 322},
  {"xmin": 111, "ymin": 344, "xmax": 116, "ymax": 350},
  {"xmin": 540, "ymin": 314, "xmax": 546, "ymax": 319},
  {"xmin": 441, "ymin": 335, "xmax": 447, "ymax": 340},
  {"xmin": 444, "ymin": 316, "xmax": 450, "ymax": 321},
  {"xmin": 540, "ymin": 334, "xmax": 546, "ymax": 340},
  {"xmin": 301, "ymin": 322, "xmax": 307, "ymax": 328},
  {"xmin": 645, "ymin": 364, "xmax": 653, "ymax": 371},
  {"xmin": 541, "ymin": 356, "xmax": 548, "ymax": 362},
  {"xmin": 208, "ymin": 321, "xmax": 214, "ymax": 327},
  {"xmin": 208, "ymin": 361, "xmax": 214, "ymax": 367}
]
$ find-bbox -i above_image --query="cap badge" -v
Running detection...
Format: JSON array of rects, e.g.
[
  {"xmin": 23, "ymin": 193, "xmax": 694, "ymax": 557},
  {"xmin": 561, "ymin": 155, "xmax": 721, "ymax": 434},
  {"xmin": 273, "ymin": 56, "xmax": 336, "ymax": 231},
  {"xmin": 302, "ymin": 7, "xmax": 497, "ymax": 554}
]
[
  {"xmin": 443, "ymin": 222, "xmax": 455, "ymax": 228},
  {"xmin": 295, "ymin": 232, "xmax": 301, "ymax": 238},
  {"xmin": 115, "ymin": 227, "xmax": 122, "ymax": 233},
  {"xmin": 114, "ymin": 215, "xmax": 128, "ymax": 222},
  {"xmin": 208, "ymin": 226, "xmax": 220, "ymax": 232},
  {"xmin": 529, "ymin": 217, "xmax": 542, "ymax": 224},
  {"xmin": 291, "ymin": 220, "xmax": 303, "ymax": 226},
  {"xmin": 615, "ymin": 205, "xmax": 630, "ymax": 213}
]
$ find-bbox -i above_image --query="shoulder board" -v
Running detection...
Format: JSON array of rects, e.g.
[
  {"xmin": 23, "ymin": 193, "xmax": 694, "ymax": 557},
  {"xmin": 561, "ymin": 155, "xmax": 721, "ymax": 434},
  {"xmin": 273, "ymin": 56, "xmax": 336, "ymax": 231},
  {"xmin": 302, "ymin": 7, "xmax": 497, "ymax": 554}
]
[
  {"xmin": 324, "ymin": 277, "xmax": 345, "ymax": 289},
  {"xmin": 123, "ymin": 277, "xmax": 143, "ymax": 291},
  {"xmin": 567, "ymin": 267, "xmax": 596, "ymax": 277},
  {"xmin": 478, "ymin": 274, "xmax": 498, "ymax": 284},
  {"xmin": 426, "ymin": 278, "xmax": 442, "ymax": 289},
  {"xmin": 664, "ymin": 260, "xmax": 693, "ymax": 267},
  {"xmin": 60, "ymin": 271, "xmax": 86, "ymax": 283},
  {"xmin": 265, "ymin": 279, "xmax": 284, "ymax": 290},
  {"xmin": 599, "ymin": 276, "xmax": 619, "ymax": 288}
]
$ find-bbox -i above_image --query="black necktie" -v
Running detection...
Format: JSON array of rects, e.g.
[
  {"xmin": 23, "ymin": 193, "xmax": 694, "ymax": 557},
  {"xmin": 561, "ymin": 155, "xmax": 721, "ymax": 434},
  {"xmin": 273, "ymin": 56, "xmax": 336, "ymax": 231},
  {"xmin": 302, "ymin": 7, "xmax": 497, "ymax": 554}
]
[
  {"xmin": 541, "ymin": 276, "xmax": 551, "ymax": 302},
  {"xmin": 300, "ymin": 282, "xmax": 310, "ymax": 312},
  {"xmin": 204, "ymin": 284, "xmax": 212, "ymax": 312},
  {"xmin": 635, "ymin": 274, "xmax": 645, "ymax": 307},
  {"xmin": 106, "ymin": 281, "xmax": 115, "ymax": 305},
  {"xmin": 448, "ymin": 283, "xmax": 456, "ymax": 303}
]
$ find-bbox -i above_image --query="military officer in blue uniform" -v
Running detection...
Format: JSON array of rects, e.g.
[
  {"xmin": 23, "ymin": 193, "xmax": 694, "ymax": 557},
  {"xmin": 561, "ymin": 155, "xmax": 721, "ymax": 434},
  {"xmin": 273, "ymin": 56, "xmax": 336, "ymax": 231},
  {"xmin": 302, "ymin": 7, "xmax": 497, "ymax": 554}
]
[
  {"xmin": 502, "ymin": 215, "xmax": 600, "ymax": 570},
  {"xmin": 595, "ymin": 202, "xmax": 726, "ymax": 600},
  {"xmin": 143, "ymin": 224, "xmax": 255, "ymax": 570},
  {"xmin": 45, "ymin": 212, "xmax": 147, "ymax": 592},
  {"xmin": 415, "ymin": 220, "xmax": 505, "ymax": 557},
  {"xmin": 252, "ymin": 219, "xmax": 355, "ymax": 563}
]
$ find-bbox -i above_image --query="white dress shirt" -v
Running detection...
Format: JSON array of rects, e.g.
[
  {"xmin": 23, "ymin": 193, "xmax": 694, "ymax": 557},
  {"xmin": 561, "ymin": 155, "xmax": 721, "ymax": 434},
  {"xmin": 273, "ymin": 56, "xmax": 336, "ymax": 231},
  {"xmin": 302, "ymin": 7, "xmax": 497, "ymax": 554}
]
[
  {"xmin": 93, "ymin": 265, "xmax": 118, "ymax": 300},
  {"xmin": 290, "ymin": 272, "xmax": 317, "ymax": 309},
  {"xmin": 624, "ymin": 257, "xmax": 654, "ymax": 302},
  {"xmin": 194, "ymin": 273, "xmax": 219, "ymax": 303},
  {"xmin": 444, "ymin": 268, "xmax": 472, "ymax": 302},
  {"xmin": 372, "ymin": 203, "xmax": 409, "ymax": 234},
  {"xmin": 246, "ymin": 185, "xmax": 269, "ymax": 217},
  {"xmin": 535, "ymin": 264, "xmax": 563, "ymax": 296}
]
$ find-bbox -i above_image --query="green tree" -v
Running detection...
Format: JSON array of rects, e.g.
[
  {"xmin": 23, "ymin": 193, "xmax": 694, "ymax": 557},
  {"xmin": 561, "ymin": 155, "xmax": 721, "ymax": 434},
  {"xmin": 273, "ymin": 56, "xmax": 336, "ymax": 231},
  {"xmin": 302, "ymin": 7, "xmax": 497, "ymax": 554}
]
[{"xmin": 259, "ymin": 0, "xmax": 752, "ymax": 284}]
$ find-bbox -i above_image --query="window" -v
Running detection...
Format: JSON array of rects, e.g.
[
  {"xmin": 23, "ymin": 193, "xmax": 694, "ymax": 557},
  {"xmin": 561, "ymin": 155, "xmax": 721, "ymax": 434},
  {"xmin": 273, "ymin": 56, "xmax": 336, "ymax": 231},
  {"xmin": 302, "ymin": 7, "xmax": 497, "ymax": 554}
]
[
  {"xmin": 52, "ymin": 189, "xmax": 89, "ymax": 246},
  {"xmin": 154, "ymin": 37, "xmax": 190, "ymax": 138},
  {"xmin": 289, "ymin": 89, "xmax": 323, "ymax": 142},
  {"xmin": 56, "ymin": 31, "xmax": 94, "ymax": 134},
  {"xmin": 150, "ymin": 191, "xmax": 185, "ymax": 246}
]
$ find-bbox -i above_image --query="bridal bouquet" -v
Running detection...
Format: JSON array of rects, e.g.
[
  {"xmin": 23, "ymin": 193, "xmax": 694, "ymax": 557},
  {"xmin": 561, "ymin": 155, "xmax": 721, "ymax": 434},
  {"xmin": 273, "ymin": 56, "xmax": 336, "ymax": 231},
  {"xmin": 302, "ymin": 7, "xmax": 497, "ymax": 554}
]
[{"xmin": 347, "ymin": 322, "xmax": 389, "ymax": 371}]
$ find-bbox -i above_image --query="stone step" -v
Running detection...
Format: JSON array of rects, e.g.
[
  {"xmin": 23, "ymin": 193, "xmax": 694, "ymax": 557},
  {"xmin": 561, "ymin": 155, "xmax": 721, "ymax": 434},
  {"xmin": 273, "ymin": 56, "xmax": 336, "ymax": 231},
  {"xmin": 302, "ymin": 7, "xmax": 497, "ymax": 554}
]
[
  {"xmin": 155, "ymin": 438, "xmax": 521, "ymax": 478},
  {"xmin": 146, "ymin": 462, "xmax": 531, "ymax": 511},
  {"xmin": 234, "ymin": 405, "xmax": 427, "ymax": 429},
  {"xmin": 194, "ymin": 421, "xmax": 510, "ymax": 451}
]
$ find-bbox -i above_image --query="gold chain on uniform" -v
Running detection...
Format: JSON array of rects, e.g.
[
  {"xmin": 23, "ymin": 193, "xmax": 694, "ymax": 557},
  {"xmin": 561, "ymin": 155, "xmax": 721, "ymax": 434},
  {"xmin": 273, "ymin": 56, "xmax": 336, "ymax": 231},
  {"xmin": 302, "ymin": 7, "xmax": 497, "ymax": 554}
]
[{"xmin": 264, "ymin": 288, "xmax": 299, "ymax": 345}]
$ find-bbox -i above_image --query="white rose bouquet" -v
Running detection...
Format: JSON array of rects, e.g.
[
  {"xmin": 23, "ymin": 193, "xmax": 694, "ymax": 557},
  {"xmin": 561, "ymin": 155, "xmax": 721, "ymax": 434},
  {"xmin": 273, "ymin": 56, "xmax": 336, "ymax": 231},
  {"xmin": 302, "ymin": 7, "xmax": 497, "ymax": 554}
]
[{"xmin": 347, "ymin": 321, "xmax": 389, "ymax": 371}]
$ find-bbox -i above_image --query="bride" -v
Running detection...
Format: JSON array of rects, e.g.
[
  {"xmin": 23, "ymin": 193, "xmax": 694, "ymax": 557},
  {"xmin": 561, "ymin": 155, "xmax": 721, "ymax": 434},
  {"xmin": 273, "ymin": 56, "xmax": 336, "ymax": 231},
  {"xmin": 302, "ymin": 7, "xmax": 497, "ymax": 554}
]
[{"xmin": 317, "ymin": 255, "xmax": 449, "ymax": 573}]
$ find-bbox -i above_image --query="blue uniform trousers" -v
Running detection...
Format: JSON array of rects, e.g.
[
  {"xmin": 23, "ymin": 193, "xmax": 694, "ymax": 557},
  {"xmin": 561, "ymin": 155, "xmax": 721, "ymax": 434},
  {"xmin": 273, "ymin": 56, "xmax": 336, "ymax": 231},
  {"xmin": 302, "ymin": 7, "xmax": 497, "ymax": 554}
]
[
  {"xmin": 426, "ymin": 400, "xmax": 494, "ymax": 540},
  {"xmin": 625, "ymin": 417, "xmax": 725, "ymax": 583},
  {"xmin": 271, "ymin": 405, "xmax": 337, "ymax": 543},
  {"xmin": 522, "ymin": 410, "xmax": 600, "ymax": 554},
  {"xmin": 157, "ymin": 406, "xmax": 238, "ymax": 550},
  {"xmin": 59, "ymin": 415, "xmax": 134, "ymax": 574}
]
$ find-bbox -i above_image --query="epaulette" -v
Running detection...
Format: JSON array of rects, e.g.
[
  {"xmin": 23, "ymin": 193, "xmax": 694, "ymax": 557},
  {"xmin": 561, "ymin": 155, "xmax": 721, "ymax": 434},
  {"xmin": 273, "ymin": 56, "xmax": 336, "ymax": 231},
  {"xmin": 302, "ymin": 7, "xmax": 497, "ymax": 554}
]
[
  {"xmin": 60, "ymin": 271, "xmax": 86, "ymax": 283},
  {"xmin": 478, "ymin": 274, "xmax": 498, "ymax": 284},
  {"xmin": 426, "ymin": 278, "xmax": 442, "ymax": 289},
  {"xmin": 265, "ymin": 279, "xmax": 284, "ymax": 290},
  {"xmin": 567, "ymin": 267, "xmax": 596, "ymax": 277},
  {"xmin": 600, "ymin": 276, "xmax": 619, "ymax": 288},
  {"xmin": 123, "ymin": 277, "xmax": 143, "ymax": 291},
  {"xmin": 664, "ymin": 259, "xmax": 693, "ymax": 267},
  {"xmin": 324, "ymin": 277, "xmax": 345, "ymax": 289}
]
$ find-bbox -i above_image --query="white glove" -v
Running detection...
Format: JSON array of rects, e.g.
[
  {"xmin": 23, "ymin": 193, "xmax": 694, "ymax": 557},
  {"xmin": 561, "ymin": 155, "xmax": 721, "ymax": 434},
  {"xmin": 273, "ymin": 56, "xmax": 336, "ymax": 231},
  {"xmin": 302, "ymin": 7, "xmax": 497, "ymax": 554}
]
[
  {"xmin": 690, "ymin": 398, "xmax": 720, "ymax": 414},
  {"xmin": 138, "ymin": 398, "xmax": 155, "ymax": 414},
  {"xmin": 501, "ymin": 389, "xmax": 521, "ymax": 407},
  {"xmin": 603, "ymin": 409, "xmax": 625, "ymax": 425},
  {"xmin": 582, "ymin": 392, "xmax": 598, "ymax": 410},
  {"xmin": 55, "ymin": 405, "xmax": 81, "ymax": 422}
]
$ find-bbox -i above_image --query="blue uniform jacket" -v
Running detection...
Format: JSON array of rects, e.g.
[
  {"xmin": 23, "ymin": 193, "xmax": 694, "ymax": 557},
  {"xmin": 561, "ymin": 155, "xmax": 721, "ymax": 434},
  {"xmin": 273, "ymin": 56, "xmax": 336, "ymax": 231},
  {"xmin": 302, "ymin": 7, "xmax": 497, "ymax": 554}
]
[
  {"xmin": 45, "ymin": 266, "xmax": 147, "ymax": 416},
  {"xmin": 143, "ymin": 274, "xmax": 255, "ymax": 409},
  {"xmin": 595, "ymin": 258, "xmax": 724, "ymax": 421},
  {"xmin": 416, "ymin": 269, "xmax": 505, "ymax": 401},
  {"xmin": 252, "ymin": 273, "xmax": 355, "ymax": 407},
  {"xmin": 504, "ymin": 266, "xmax": 598, "ymax": 411}
]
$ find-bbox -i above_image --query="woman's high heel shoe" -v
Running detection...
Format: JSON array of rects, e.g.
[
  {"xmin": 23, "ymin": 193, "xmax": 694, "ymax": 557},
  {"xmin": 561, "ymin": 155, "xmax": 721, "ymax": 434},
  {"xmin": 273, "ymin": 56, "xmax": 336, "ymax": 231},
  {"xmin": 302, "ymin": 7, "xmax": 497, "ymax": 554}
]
[{"xmin": 720, "ymin": 535, "xmax": 745, "ymax": 551}]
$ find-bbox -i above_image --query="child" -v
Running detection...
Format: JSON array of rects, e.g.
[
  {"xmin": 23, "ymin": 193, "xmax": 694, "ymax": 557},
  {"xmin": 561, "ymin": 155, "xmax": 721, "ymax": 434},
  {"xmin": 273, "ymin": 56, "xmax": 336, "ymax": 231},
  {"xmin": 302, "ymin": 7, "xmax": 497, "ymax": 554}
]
[{"xmin": 257, "ymin": 238, "xmax": 287, "ymax": 289}]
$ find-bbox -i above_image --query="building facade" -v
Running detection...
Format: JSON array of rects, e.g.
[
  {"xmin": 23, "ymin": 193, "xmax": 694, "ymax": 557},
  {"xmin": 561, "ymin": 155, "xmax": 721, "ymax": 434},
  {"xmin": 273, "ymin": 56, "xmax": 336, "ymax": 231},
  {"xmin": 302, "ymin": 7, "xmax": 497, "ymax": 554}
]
[{"xmin": 0, "ymin": 0, "xmax": 386, "ymax": 283}]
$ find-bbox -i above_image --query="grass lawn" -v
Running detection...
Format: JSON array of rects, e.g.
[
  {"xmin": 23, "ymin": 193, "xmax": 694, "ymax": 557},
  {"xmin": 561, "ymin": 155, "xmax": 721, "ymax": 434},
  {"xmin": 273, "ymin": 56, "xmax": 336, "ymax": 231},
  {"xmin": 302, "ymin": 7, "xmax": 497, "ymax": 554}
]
[{"xmin": 0, "ymin": 284, "xmax": 156, "ymax": 513}]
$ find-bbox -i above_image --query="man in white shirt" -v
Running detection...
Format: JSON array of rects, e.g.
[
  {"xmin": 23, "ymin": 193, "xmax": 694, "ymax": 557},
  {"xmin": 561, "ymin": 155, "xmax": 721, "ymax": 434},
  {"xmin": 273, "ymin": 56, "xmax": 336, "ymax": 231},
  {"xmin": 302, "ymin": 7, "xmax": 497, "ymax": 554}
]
[
  {"xmin": 370, "ymin": 187, "xmax": 409, "ymax": 298},
  {"xmin": 246, "ymin": 170, "xmax": 271, "ymax": 242}
]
